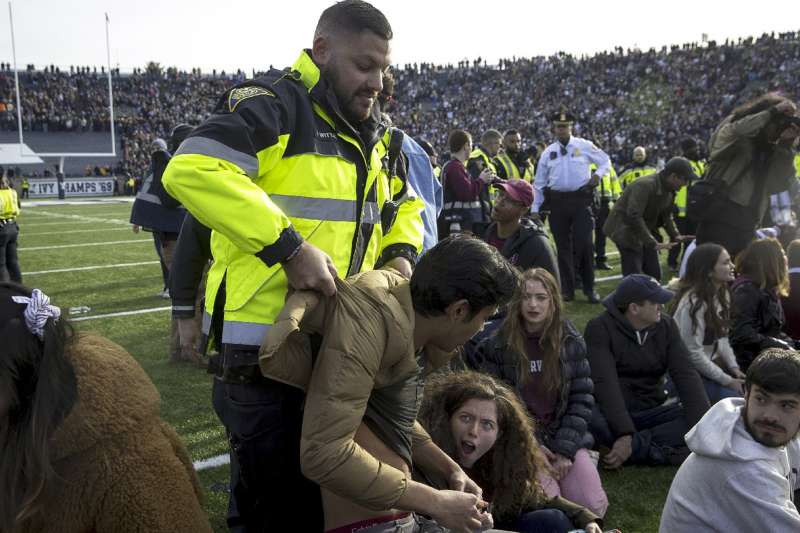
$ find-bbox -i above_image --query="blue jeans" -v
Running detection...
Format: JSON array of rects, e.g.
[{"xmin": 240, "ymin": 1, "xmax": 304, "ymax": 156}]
[
  {"xmin": 591, "ymin": 403, "xmax": 690, "ymax": 465},
  {"xmin": 497, "ymin": 509, "xmax": 573, "ymax": 533},
  {"xmin": 702, "ymin": 376, "xmax": 741, "ymax": 404}
]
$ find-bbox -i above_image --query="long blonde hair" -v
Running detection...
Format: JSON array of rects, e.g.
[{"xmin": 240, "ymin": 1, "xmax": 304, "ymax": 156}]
[{"xmin": 499, "ymin": 268, "xmax": 563, "ymax": 392}]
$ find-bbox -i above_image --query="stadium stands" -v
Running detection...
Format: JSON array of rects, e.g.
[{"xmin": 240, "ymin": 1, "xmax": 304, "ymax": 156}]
[{"xmin": 0, "ymin": 30, "xmax": 798, "ymax": 180}]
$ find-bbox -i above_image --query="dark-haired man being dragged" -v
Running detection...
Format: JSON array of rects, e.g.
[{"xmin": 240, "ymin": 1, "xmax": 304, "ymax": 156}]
[{"xmin": 260, "ymin": 235, "xmax": 519, "ymax": 532}]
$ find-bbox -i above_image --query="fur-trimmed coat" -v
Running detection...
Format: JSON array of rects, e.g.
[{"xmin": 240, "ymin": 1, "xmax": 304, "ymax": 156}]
[{"xmin": 22, "ymin": 333, "xmax": 211, "ymax": 533}]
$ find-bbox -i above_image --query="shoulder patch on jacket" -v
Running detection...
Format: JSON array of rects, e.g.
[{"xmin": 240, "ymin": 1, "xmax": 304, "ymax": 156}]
[{"xmin": 228, "ymin": 86, "xmax": 274, "ymax": 112}]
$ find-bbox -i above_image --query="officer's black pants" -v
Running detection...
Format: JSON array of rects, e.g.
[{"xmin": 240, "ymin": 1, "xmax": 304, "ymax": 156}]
[
  {"xmin": 0, "ymin": 221, "xmax": 21, "ymax": 283},
  {"xmin": 212, "ymin": 365, "xmax": 323, "ymax": 532},
  {"xmin": 594, "ymin": 201, "xmax": 611, "ymax": 262},
  {"xmin": 548, "ymin": 197, "xmax": 594, "ymax": 298},
  {"xmin": 618, "ymin": 243, "xmax": 661, "ymax": 281}
]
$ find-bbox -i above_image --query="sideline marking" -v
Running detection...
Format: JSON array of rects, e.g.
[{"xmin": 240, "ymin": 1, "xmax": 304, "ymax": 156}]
[
  {"xmin": 596, "ymin": 274, "xmax": 623, "ymax": 283},
  {"xmin": 23, "ymin": 227, "xmax": 132, "ymax": 236},
  {"xmin": 194, "ymin": 454, "xmax": 230, "ymax": 471},
  {"xmin": 20, "ymin": 210, "xmax": 130, "ymax": 225},
  {"xmin": 20, "ymin": 239, "xmax": 149, "ymax": 251},
  {"xmin": 26, "ymin": 260, "xmax": 160, "ymax": 276},
  {"xmin": 71, "ymin": 306, "xmax": 171, "ymax": 322}
]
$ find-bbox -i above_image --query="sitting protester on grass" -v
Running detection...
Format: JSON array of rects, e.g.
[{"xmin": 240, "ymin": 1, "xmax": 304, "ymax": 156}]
[
  {"xmin": 482, "ymin": 180, "xmax": 560, "ymax": 284},
  {"xmin": 417, "ymin": 371, "xmax": 604, "ymax": 533},
  {"xmin": 467, "ymin": 268, "xmax": 607, "ymax": 516},
  {"xmin": 659, "ymin": 349, "xmax": 800, "ymax": 532},
  {"xmin": 670, "ymin": 243, "xmax": 746, "ymax": 403},
  {"xmin": 0, "ymin": 283, "xmax": 212, "ymax": 533},
  {"xmin": 730, "ymin": 238, "xmax": 796, "ymax": 371},
  {"xmin": 259, "ymin": 235, "xmax": 518, "ymax": 533},
  {"xmin": 585, "ymin": 274, "xmax": 710, "ymax": 468}
]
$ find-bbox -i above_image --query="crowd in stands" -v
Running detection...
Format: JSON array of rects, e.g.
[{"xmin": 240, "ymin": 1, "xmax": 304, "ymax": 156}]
[{"xmin": 0, "ymin": 31, "xmax": 799, "ymax": 180}]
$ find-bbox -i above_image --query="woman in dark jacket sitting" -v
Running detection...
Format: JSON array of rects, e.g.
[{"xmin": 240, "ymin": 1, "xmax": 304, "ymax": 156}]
[
  {"xmin": 467, "ymin": 268, "xmax": 607, "ymax": 517},
  {"xmin": 730, "ymin": 238, "xmax": 795, "ymax": 371}
]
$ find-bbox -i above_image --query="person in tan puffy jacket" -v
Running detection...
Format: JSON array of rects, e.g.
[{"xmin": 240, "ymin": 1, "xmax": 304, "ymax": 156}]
[{"xmin": 0, "ymin": 282, "xmax": 211, "ymax": 533}]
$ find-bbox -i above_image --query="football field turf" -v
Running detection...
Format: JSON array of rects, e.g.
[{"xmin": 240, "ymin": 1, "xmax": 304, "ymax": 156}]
[{"xmin": 16, "ymin": 199, "xmax": 675, "ymax": 532}]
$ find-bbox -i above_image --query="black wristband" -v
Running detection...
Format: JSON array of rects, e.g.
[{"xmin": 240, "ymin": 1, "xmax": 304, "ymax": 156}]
[
  {"xmin": 376, "ymin": 243, "xmax": 418, "ymax": 270},
  {"xmin": 255, "ymin": 226, "xmax": 304, "ymax": 267}
]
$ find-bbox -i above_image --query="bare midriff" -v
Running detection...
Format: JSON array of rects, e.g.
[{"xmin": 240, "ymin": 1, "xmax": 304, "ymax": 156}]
[{"xmin": 323, "ymin": 422, "xmax": 410, "ymax": 531}]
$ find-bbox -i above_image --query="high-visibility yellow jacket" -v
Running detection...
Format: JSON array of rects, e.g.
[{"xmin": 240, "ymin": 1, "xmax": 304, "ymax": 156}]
[
  {"xmin": 0, "ymin": 188, "xmax": 19, "ymax": 219},
  {"xmin": 619, "ymin": 162, "xmax": 657, "ymax": 189},
  {"xmin": 794, "ymin": 153, "xmax": 800, "ymax": 178},
  {"xmin": 467, "ymin": 146, "xmax": 497, "ymax": 176},
  {"xmin": 163, "ymin": 50, "xmax": 424, "ymax": 346},
  {"xmin": 674, "ymin": 159, "xmax": 706, "ymax": 218},
  {"xmin": 592, "ymin": 163, "xmax": 621, "ymax": 201},
  {"xmin": 495, "ymin": 151, "xmax": 533, "ymax": 182}
]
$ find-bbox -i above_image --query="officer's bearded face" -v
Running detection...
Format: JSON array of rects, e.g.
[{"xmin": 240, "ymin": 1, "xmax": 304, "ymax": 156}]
[
  {"xmin": 503, "ymin": 134, "xmax": 521, "ymax": 154},
  {"xmin": 318, "ymin": 30, "xmax": 392, "ymax": 125}
]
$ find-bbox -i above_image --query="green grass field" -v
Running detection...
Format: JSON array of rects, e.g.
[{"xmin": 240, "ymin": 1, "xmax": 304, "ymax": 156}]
[{"xmin": 16, "ymin": 199, "xmax": 676, "ymax": 533}]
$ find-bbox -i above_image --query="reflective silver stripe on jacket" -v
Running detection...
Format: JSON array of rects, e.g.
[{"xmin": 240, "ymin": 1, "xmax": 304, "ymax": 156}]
[
  {"xmin": 176, "ymin": 136, "xmax": 259, "ymax": 179},
  {"xmin": 221, "ymin": 320, "xmax": 272, "ymax": 346},
  {"xmin": 202, "ymin": 311, "xmax": 212, "ymax": 335},
  {"xmin": 443, "ymin": 201, "xmax": 482, "ymax": 209},
  {"xmin": 270, "ymin": 194, "xmax": 380, "ymax": 224}
]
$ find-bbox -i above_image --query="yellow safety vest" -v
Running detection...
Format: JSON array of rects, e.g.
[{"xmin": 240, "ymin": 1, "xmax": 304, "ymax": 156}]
[
  {"xmin": 674, "ymin": 159, "xmax": 706, "ymax": 218},
  {"xmin": 794, "ymin": 153, "xmax": 800, "ymax": 178},
  {"xmin": 592, "ymin": 163, "xmax": 621, "ymax": 201},
  {"xmin": 495, "ymin": 151, "xmax": 534, "ymax": 182},
  {"xmin": 619, "ymin": 163, "xmax": 657, "ymax": 189},
  {"xmin": 164, "ymin": 50, "xmax": 424, "ymax": 346},
  {"xmin": 0, "ymin": 188, "xmax": 19, "ymax": 219}
]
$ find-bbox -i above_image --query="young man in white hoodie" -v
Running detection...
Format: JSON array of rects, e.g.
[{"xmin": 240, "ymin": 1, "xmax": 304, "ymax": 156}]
[{"xmin": 660, "ymin": 348, "xmax": 800, "ymax": 532}]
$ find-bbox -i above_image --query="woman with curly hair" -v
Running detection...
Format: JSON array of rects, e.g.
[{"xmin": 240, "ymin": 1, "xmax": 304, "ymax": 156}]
[
  {"xmin": 730, "ymin": 238, "xmax": 796, "ymax": 371},
  {"xmin": 671, "ymin": 243, "xmax": 745, "ymax": 402},
  {"xmin": 0, "ymin": 282, "xmax": 211, "ymax": 533},
  {"xmin": 417, "ymin": 371, "xmax": 603, "ymax": 533},
  {"xmin": 467, "ymin": 268, "xmax": 607, "ymax": 516}
]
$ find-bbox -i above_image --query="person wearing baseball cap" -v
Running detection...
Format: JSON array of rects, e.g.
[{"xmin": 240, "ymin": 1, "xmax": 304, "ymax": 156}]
[
  {"xmin": 482, "ymin": 180, "xmax": 560, "ymax": 283},
  {"xmin": 584, "ymin": 274, "xmax": 710, "ymax": 469},
  {"xmin": 603, "ymin": 157, "xmax": 698, "ymax": 281},
  {"xmin": 533, "ymin": 106, "xmax": 612, "ymax": 303}
]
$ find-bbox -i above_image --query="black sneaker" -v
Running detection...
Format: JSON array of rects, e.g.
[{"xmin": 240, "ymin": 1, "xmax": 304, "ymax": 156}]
[
  {"xmin": 595, "ymin": 260, "xmax": 613, "ymax": 270},
  {"xmin": 586, "ymin": 291, "xmax": 602, "ymax": 304}
]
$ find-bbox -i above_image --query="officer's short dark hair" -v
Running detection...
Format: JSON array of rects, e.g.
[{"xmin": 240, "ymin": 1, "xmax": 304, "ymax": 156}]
[
  {"xmin": 316, "ymin": 0, "xmax": 393, "ymax": 40},
  {"xmin": 448, "ymin": 129, "xmax": 471, "ymax": 154},
  {"xmin": 746, "ymin": 349, "xmax": 800, "ymax": 396},
  {"xmin": 504, "ymin": 129, "xmax": 520, "ymax": 138},
  {"xmin": 481, "ymin": 129, "xmax": 502, "ymax": 144},
  {"xmin": 411, "ymin": 235, "xmax": 518, "ymax": 319}
]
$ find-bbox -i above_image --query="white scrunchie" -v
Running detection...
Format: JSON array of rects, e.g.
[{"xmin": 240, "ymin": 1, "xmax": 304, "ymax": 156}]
[{"xmin": 11, "ymin": 289, "xmax": 61, "ymax": 339}]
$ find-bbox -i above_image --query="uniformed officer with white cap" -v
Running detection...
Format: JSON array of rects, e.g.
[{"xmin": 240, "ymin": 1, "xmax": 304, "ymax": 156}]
[{"xmin": 533, "ymin": 107, "xmax": 611, "ymax": 302}]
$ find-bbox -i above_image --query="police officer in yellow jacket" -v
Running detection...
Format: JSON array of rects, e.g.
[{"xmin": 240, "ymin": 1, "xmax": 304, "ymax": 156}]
[
  {"xmin": 465, "ymin": 129, "xmax": 501, "ymax": 232},
  {"xmin": 495, "ymin": 129, "xmax": 534, "ymax": 182},
  {"xmin": 162, "ymin": 2, "xmax": 423, "ymax": 530},
  {"xmin": 593, "ymin": 161, "xmax": 620, "ymax": 270},
  {"xmin": 618, "ymin": 146, "xmax": 657, "ymax": 188},
  {"xmin": 0, "ymin": 176, "xmax": 21, "ymax": 282}
]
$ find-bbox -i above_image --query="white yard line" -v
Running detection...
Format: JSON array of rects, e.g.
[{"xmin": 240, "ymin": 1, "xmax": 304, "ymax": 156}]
[
  {"xmin": 71, "ymin": 306, "xmax": 171, "ymax": 322},
  {"xmin": 596, "ymin": 274, "xmax": 623, "ymax": 283},
  {"xmin": 26, "ymin": 260, "xmax": 160, "ymax": 276},
  {"xmin": 193, "ymin": 454, "xmax": 230, "ymax": 471},
  {"xmin": 21, "ymin": 198, "xmax": 135, "ymax": 207},
  {"xmin": 23, "ymin": 227, "xmax": 132, "ymax": 236},
  {"xmin": 20, "ymin": 239, "xmax": 150, "ymax": 251},
  {"xmin": 20, "ymin": 210, "xmax": 130, "ymax": 225},
  {"xmin": 18, "ymin": 220, "xmax": 115, "ymax": 227}
]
